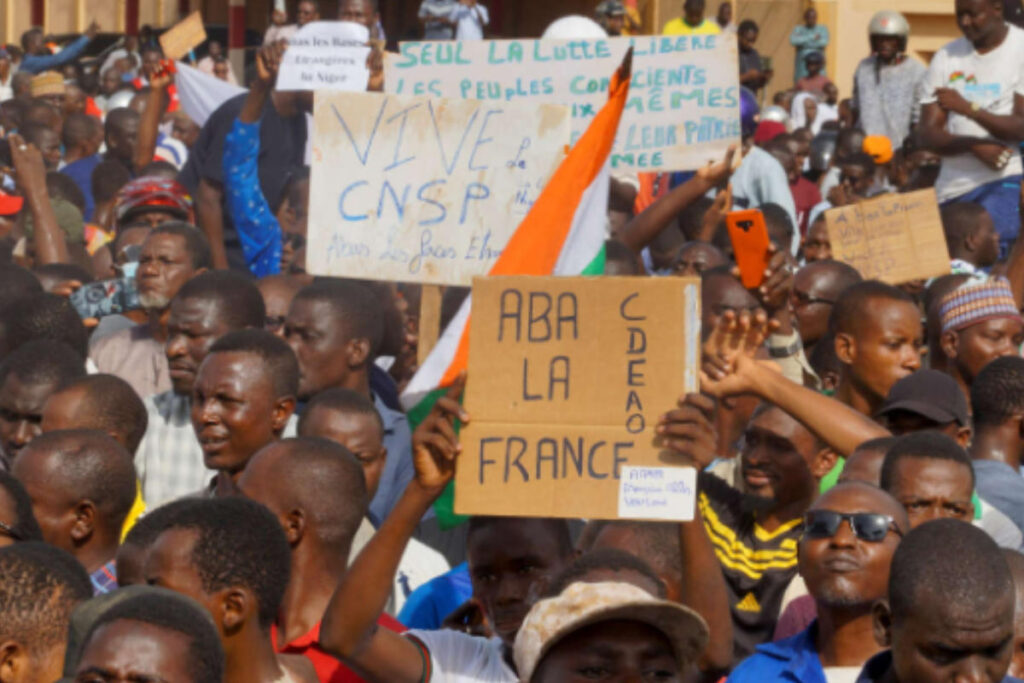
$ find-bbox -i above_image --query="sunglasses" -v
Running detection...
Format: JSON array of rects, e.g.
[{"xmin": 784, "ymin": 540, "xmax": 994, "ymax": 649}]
[
  {"xmin": 0, "ymin": 519, "xmax": 21, "ymax": 541},
  {"xmin": 803, "ymin": 510, "xmax": 902, "ymax": 543}
]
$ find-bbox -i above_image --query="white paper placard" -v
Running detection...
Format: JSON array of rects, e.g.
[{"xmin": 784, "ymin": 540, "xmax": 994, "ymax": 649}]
[
  {"xmin": 618, "ymin": 466, "xmax": 696, "ymax": 521},
  {"xmin": 278, "ymin": 21, "xmax": 371, "ymax": 92}
]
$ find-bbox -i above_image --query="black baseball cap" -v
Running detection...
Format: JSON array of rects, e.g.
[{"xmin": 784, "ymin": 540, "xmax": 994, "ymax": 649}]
[{"xmin": 876, "ymin": 370, "xmax": 969, "ymax": 426}]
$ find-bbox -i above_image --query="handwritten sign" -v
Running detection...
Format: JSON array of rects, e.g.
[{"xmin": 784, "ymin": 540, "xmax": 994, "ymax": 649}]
[
  {"xmin": 160, "ymin": 11, "xmax": 207, "ymax": 61},
  {"xmin": 278, "ymin": 21, "xmax": 371, "ymax": 92},
  {"xmin": 825, "ymin": 189, "xmax": 951, "ymax": 284},
  {"xmin": 306, "ymin": 92, "xmax": 570, "ymax": 285},
  {"xmin": 456, "ymin": 276, "xmax": 702, "ymax": 520},
  {"xmin": 618, "ymin": 466, "xmax": 696, "ymax": 521},
  {"xmin": 385, "ymin": 35, "xmax": 741, "ymax": 172}
]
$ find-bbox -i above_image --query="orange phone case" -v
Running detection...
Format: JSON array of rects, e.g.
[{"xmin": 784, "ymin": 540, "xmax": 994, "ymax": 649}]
[{"xmin": 726, "ymin": 209, "xmax": 770, "ymax": 289}]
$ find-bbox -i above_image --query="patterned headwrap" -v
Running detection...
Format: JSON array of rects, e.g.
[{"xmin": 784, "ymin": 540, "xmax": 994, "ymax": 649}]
[{"xmin": 939, "ymin": 277, "xmax": 1021, "ymax": 335}]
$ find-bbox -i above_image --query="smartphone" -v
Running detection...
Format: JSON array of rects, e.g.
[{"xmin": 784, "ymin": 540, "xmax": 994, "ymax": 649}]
[
  {"xmin": 69, "ymin": 277, "xmax": 141, "ymax": 319},
  {"xmin": 727, "ymin": 209, "xmax": 771, "ymax": 289}
]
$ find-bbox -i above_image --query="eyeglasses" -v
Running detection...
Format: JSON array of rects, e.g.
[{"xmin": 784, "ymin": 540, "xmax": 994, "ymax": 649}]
[
  {"xmin": 0, "ymin": 519, "xmax": 22, "ymax": 541},
  {"xmin": 802, "ymin": 510, "xmax": 902, "ymax": 543}
]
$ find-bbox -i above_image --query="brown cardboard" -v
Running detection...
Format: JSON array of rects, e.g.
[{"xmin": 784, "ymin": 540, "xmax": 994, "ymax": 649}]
[
  {"xmin": 160, "ymin": 11, "xmax": 207, "ymax": 62},
  {"xmin": 824, "ymin": 188, "xmax": 951, "ymax": 284},
  {"xmin": 456, "ymin": 275, "xmax": 702, "ymax": 520}
]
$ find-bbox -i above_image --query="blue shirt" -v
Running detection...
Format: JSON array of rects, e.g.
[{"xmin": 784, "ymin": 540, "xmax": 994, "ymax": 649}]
[
  {"xmin": 21, "ymin": 35, "xmax": 92, "ymax": 74},
  {"xmin": 397, "ymin": 562, "xmax": 473, "ymax": 630},
  {"xmin": 728, "ymin": 621, "xmax": 827, "ymax": 683},
  {"xmin": 60, "ymin": 154, "xmax": 102, "ymax": 221},
  {"xmin": 90, "ymin": 559, "xmax": 118, "ymax": 595},
  {"xmin": 223, "ymin": 118, "xmax": 282, "ymax": 278},
  {"xmin": 370, "ymin": 392, "xmax": 416, "ymax": 525}
]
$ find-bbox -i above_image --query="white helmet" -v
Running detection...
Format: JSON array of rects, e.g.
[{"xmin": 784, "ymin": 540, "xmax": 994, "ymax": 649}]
[
  {"xmin": 104, "ymin": 89, "xmax": 136, "ymax": 113},
  {"xmin": 760, "ymin": 105, "xmax": 790, "ymax": 128},
  {"xmin": 542, "ymin": 15, "xmax": 608, "ymax": 39},
  {"xmin": 869, "ymin": 11, "xmax": 910, "ymax": 38}
]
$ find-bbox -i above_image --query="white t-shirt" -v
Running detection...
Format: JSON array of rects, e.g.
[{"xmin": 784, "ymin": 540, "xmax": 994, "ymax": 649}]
[
  {"xmin": 824, "ymin": 666, "xmax": 862, "ymax": 683},
  {"xmin": 920, "ymin": 24, "xmax": 1024, "ymax": 201},
  {"xmin": 407, "ymin": 630, "xmax": 517, "ymax": 682},
  {"xmin": 453, "ymin": 4, "xmax": 489, "ymax": 40}
]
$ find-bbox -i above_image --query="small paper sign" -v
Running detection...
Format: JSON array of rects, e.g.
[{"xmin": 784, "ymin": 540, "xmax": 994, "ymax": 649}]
[
  {"xmin": 618, "ymin": 466, "xmax": 697, "ymax": 521},
  {"xmin": 277, "ymin": 21, "xmax": 371, "ymax": 92},
  {"xmin": 160, "ymin": 11, "xmax": 207, "ymax": 62}
]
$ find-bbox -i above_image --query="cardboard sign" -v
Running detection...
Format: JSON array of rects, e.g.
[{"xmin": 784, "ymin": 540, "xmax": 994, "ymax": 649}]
[
  {"xmin": 824, "ymin": 189, "xmax": 951, "ymax": 284},
  {"xmin": 306, "ymin": 92, "xmax": 570, "ymax": 285},
  {"xmin": 457, "ymin": 276, "xmax": 702, "ymax": 520},
  {"xmin": 159, "ymin": 11, "xmax": 207, "ymax": 61},
  {"xmin": 277, "ymin": 21, "xmax": 371, "ymax": 92},
  {"xmin": 385, "ymin": 35, "xmax": 741, "ymax": 172}
]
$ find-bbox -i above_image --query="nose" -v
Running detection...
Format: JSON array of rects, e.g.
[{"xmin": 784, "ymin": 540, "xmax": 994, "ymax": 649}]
[
  {"xmin": 495, "ymin": 576, "xmax": 525, "ymax": 605},
  {"xmin": 953, "ymin": 658, "xmax": 990, "ymax": 683},
  {"xmin": 166, "ymin": 334, "xmax": 186, "ymax": 359},
  {"xmin": 903, "ymin": 345, "xmax": 922, "ymax": 370},
  {"xmin": 829, "ymin": 518, "xmax": 857, "ymax": 548},
  {"xmin": 138, "ymin": 259, "xmax": 159, "ymax": 278},
  {"xmin": 198, "ymin": 399, "xmax": 220, "ymax": 425},
  {"xmin": 12, "ymin": 419, "xmax": 38, "ymax": 448}
]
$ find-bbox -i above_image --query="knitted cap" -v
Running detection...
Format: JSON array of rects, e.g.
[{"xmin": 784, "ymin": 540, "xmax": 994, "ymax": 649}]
[
  {"xmin": 940, "ymin": 277, "xmax": 1020, "ymax": 334},
  {"xmin": 30, "ymin": 71, "xmax": 66, "ymax": 98}
]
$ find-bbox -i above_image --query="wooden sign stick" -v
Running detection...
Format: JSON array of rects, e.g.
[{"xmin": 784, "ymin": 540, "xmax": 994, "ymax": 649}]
[{"xmin": 418, "ymin": 285, "xmax": 442, "ymax": 365}]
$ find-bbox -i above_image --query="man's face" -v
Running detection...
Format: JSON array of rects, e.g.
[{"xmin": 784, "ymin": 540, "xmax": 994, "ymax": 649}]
[
  {"xmin": 75, "ymin": 620, "xmax": 194, "ymax": 683},
  {"xmin": 208, "ymin": 42, "xmax": 224, "ymax": 59},
  {"xmin": 136, "ymin": 233, "xmax": 198, "ymax": 311},
  {"xmin": 297, "ymin": 0, "xmax": 319, "ymax": 26},
  {"xmin": 141, "ymin": 50, "xmax": 162, "ymax": 79},
  {"xmin": 786, "ymin": 138, "xmax": 811, "ymax": 172},
  {"xmin": 803, "ymin": 220, "xmax": 832, "ymax": 262},
  {"xmin": 971, "ymin": 213, "xmax": 1001, "ymax": 267},
  {"xmin": 957, "ymin": 0, "xmax": 1004, "ymax": 45},
  {"xmin": 258, "ymin": 280, "xmax": 298, "ymax": 337},
  {"xmin": 339, "ymin": 0, "xmax": 376, "ymax": 30},
  {"xmin": 823, "ymin": 82, "xmax": 839, "ymax": 105},
  {"xmin": 299, "ymin": 406, "xmax": 386, "ymax": 499},
  {"xmin": 285, "ymin": 298, "xmax": 351, "ymax": 400},
  {"xmin": 806, "ymin": 58, "xmax": 823, "ymax": 77},
  {"xmin": 890, "ymin": 595, "xmax": 1014, "ymax": 683},
  {"xmin": 107, "ymin": 117, "xmax": 140, "ymax": 163},
  {"xmin": 717, "ymin": 2, "xmax": 733, "ymax": 25},
  {"xmin": 952, "ymin": 318, "xmax": 1024, "ymax": 384},
  {"xmin": 40, "ymin": 386, "xmax": 90, "ymax": 436},
  {"xmin": 10, "ymin": 449, "xmax": 74, "ymax": 550},
  {"xmin": 672, "ymin": 244, "xmax": 723, "ymax": 277},
  {"xmin": 701, "ymin": 273, "xmax": 760, "ymax": 336},
  {"xmin": 790, "ymin": 268, "xmax": 838, "ymax": 347},
  {"xmin": 213, "ymin": 61, "xmax": 229, "ymax": 81},
  {"xmin": 887, "ymin": 456, "xmax": 974, "ymax": 528},
  {"xmin": 123, "ymin": 208, "xmax": 180, "ymax": 231},
  {"xmin": 0, "ymin": 374, "xmax": 58, "ymax": 464},
  {"xmin": 0, "ymin": 488, "xmax": 18, "ymax": 548},
  {"xmin": 883, "ymin": 411, "xmax": 961, "ymax": 443},
  {"xmin": 739, "ymin": 407, "xmax": 820, "ymax": 507},
  {"xmin": 468, "ymin": 520, "xmax": 569, "ymax": 648},
  {"xmin": 840, "ymin": 164, "xmax": 873, "ymax": 198},
  {"xmin": 841, "ymin": 298, "xmax": 922, "ymax": 403},
  {"xmin": 683, "ymin": 0, "xmax": 705, "ymax": 23},
  {"xmin": 25, "ymin": 32, "xmax": 45, "ymax": 55},
  {"xmin": 166, "ymin": 297, "xmax": 233, "ymax": 396},
  {"xmin": 101, "ymin": 69, "xmax": 122, "ymax": 95},
  {"xmin": 873, "ymin": 35, "xmax": 901, "ymax": 62},
  {"xmin": 805, "ymin": 8, "xmax": 817, "ymax": 25},
  {"xmin": 532, "ymin": 620, "xmax": 681, "ymax": 683},
  {"xmin": 799, "ymin": 486, "xmax": 905, "ymax": 610},
  {"xmin": 144, "ymin": 528, "xmax": 223, "ymax": 630},
  {"xmin": 192, "ymin": 352, "xmax": 284, "ymax": 475},
  {"xmin": 739, "ymin": 29, "xmax": 758, "ymax": 50},
  {"xmin": 171, "ymin": 116, "xmax": 200, "ymax": 149},
  {"xmin": 31, "ymin": 127, "xmax": 62, "ymax": 170}
]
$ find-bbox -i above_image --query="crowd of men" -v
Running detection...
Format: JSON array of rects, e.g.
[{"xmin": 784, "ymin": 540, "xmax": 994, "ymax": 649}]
[{"xmin": 2, "ymin": 0, "xmax": 1024, "ymax": 681}]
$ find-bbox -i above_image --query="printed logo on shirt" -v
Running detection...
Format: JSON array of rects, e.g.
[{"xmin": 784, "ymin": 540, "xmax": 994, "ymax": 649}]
[
  {"xmin": 949, "ymin": 72, "xmax": 1000, "ymax": 99},
  {"xmin": 736, "ymin": 592, "xmax": 761, "ymax": 613}
]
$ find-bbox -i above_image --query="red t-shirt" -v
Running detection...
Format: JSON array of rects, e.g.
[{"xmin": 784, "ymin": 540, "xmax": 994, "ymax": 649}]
[
  {"xmin": 273, "ymin": 614, "xmax": 407, "ymax": 682},
  {"xmin": 790, "ymin": 176, "xmax": 822, "ymax": 237}
]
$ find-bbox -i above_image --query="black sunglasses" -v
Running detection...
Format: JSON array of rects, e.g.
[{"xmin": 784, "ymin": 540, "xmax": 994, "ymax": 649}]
[{"xmin": 803, "ymin": 510, "xmax": 902, "ymax": 543}]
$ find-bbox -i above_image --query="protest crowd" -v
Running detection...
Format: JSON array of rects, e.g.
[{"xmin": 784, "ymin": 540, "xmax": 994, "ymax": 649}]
[{"xmin": 6, "ymin": 0, "xmax": 1024, "ymax": 681}]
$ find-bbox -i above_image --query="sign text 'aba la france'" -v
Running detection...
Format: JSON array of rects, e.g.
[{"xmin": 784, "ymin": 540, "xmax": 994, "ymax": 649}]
[
  {"xmin": 457, "ymin": 276, "xmax": 702, "ymax": 522},
  {"xmin": 306, "ymin": 91, "xmax": 570, "ymax": 285},
  {"xmin": 384, "ymin": 34, "xmax": 742, "ymax": 173}
]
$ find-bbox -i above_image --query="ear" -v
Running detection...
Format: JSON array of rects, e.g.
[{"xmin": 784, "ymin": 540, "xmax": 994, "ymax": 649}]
[
  {"xmin": 0, "ymin": 641, "xmax": 28, "ymax": 683},
  {"xmin": 834, "ymin": 331, "xmax": 855, "ymax": 365},
  {"xmin": 955, "ymin": 426, "xmax": 973, "ymax": 449},
  {"xmin": 810, "ymin": 447, "xmax": 839, "ymax": 481},
  {"xmin": 872, "ymin": 600, "xmax": 893, "ymax": 648},
  {"xmin": 964, "ymin": 228, "xmax": 980, "ymax": 254},
  {"xmin": 283, "ymin": 507, "xmax": 306, "ymax": 546},
  {"xmin": 69, "ymin": 500, "xmax": 97, "ymax": 544},
  {"xmin": 217, "ymin": 587, "xmax": 253, "ymax": 635},
  {"xmin": 378, "ymin": 446, "xmax": 388, "ymax": 464},
  {"xmin": 345, "ymin": 337, "xmax": 372, "ymax": 368},
  {"xmin": 940, "ymin": 330, "xmax": 959, "ymax": 361},
  {"xmin": 271, "ymin": 396, "xmax": 297, "ymax": 433}
]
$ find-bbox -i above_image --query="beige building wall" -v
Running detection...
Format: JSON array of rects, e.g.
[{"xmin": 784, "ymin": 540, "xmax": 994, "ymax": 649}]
[{"xmin": 1, "ymin": 0, "xmax": 179, "ymax": 44}]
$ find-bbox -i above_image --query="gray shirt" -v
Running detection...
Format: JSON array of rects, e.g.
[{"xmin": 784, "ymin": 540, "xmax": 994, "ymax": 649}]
[
  {"xmin": 419, "ymin": 0, "xmax": 458, "ymax": 40},
  {"xmin": 974, "ymin": 458, "xmax": 1024, "ymax": 551},
  {"xmin": 853, "ymin": 55, "xmax": 927, "ymax": 148}
]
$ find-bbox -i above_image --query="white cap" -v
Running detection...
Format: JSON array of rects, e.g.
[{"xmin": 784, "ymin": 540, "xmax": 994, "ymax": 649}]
[{"xmin": 541, "ymin": 15, "xmax": 608, "ymax": 39}]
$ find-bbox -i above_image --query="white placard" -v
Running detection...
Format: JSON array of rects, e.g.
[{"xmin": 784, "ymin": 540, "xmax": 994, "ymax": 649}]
[
  {"xmin": 386, "ymin": 35, "xmax": 741, "ymax": 172},
  {"xmin": 278, "ymin": 21, "xmax": 371, "ymax": 92},
  {"xmin": 618, "ymin": 466, "xmax": 696, "ymax": 521},
  {"xmin": 307, "ymin": 91, "xmax": 570, "ymax": 285}
]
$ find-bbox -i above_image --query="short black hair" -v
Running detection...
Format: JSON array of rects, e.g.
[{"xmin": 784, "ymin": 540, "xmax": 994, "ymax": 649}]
[
  {"xmin": 0, "ymin": 263, "xmax": 43, "ymax": 299},
  {"xmin": 828, "ymin": 280, "xmax": 915, "ymax": 337},
  {"xmin": 800, "ymin": 259, "xmax": 863, "ymax": 295},
  {"xmin": 34, "ymin": 261, "xmax": 94, "ymax": 286},
  {"xmin": 24, "ymin": 99, "xmax": 59, "ymax": 128},
  {"xmin": 0, "ymin": 471, "xmax": 43, "ymax": 542},
  {"xmin": 54, "ymin": 375, "xmax": 149, "ymax": 454},
  {"xmin": 0, "ymin": 293, "xmax": 89, "ymax": 359},
  {"xmin": 82, "ymin": 590, "xmax": 224, "ymax": 683},
  {"xmin": 941, "ymin": 202, "xmax": 989, "ymax": 254},
  {"xmin": 151, "ymin": 497, "xmax": 291, "ymax": 629},
  {"xmin": 604, "ymin": 239, "xmax": 641, "ymax": 275},
  {"xmin": 296, "ymin": 279, "xmax": 384, "ymax": 357},
  {"xmin": 880, "ymin": 431, "xmax": 976, "ymax": 492},
  {"xmin": 62, "ymin": 111, "xmax": 102, "ymax": 149},
  {"xmin": 104, "ymin": 107, "xmax": 140, "ymax": 138},
  {"xmin": 140, "ymin": 159, "xmax": 178, "ymax": 178},
  {"xmin": 468, "ymin": 516, "xmax": 574, "ymax": 557},
  {"xmin": 889, "ymin": 519, "xmax": 1011, "ymax": 622},
  {"xmin": 549, "ymin": 548, "xmax": 666, "ymax": 599},
  {"xmin": 0, "ymin": 338, "xmax": 86, "ymax": 390},
  {"xmin": 0, "ymin": 542, "xmax": 92, "ymax": 653},
  {"xmin": 585, "ymin": 520, "xmax": 683, "ymax": 586},
  {"xmin": 738, "ymin": 19, "xmax": 759, "ymax": 34},
  {"xmin": 20, "ymin": 27, "xmax": 43, "ymax": 51},
  {"xmin": 761, "ymin": 203, "xmax": 795, "ymax": 250},
  {"xmin": 971, "ymin": 356, "xmax": 1024, "ymax": 428},
  {"xmin": 842, "ymin": 152, "xmax": 876, "ymax": 176},
  {"xmin": 21, "ymin": 430, "xmax": 137, "ymax": 537},
  {"xmin": 118, "ymin": 499, "xmax": 183, "ymax": 585},
  {"xmin": 299, "ymin": 387, "xmax": 383, "ymax": 436},
  {"xmin": 148, "ymin": 222, "xmax": 213, "ymax": 270},
  {"xmin": 91, "ymin": 159, "xmax": 133, "ymax": 204},
  {"xmin": 174, "ymin": 270, "xmax": 266, "ymax": 331},
  {"xmin": 20, "ymin": 121, "xmax": 55, "ymax": 149},
  {"xmin": 208, "ymin": 329, "xmax": 299, "ymax": 398}
]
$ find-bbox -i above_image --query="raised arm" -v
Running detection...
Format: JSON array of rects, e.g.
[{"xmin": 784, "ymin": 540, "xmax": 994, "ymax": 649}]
[
  {"xmin": 9, "ymin": 133, "xmax": 69, "ymax": 265},
  {"xmin": 134, "ymin": 70, "xmax": 172, "ymax": 172},
  {"xmin": 319, "ymin": 377, "xmax": 468, "ymax": 683},
  {"xmin": 195, "ymin": 179, "xmax": 229, "ymax": 269}
]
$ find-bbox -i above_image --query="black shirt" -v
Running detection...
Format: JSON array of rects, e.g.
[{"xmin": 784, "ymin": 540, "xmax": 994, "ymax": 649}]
[{"xmin": 178, "ymin": 93, "xmax": 308, "ymax": 273}]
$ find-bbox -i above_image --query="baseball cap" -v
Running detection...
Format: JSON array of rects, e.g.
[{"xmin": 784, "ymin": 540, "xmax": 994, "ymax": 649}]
[
  {"xmin": 876, "ymin": 370, "xmax": 969, "ymax": 426},
  {"xmin": 598, "ymin": 0, "xmax": 627, "ymax": 16},
  {"xmin": 514, "ymin": 581, "xmax": 709, "ymax": 682},
  {"xmin": 754, "ymin": 119, "xmax": 786, "ymax": 144},
  {"xmin": 0, "ymin": 189, "xmax": 23, "ymax": 216},
  {"xmin": 863, "ymin": 135, "xmax": 893, "ymax": 164}
]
